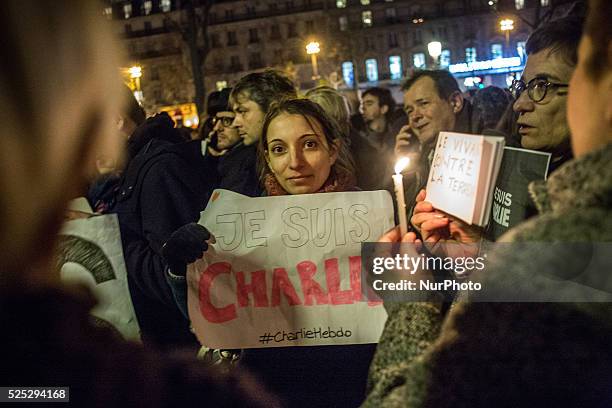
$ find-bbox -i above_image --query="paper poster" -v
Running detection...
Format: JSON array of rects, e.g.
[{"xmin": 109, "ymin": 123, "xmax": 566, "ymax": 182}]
[
  {"xmin": 58, "ymin": 214, "xmax": 140, "ymax": 341},
  {"xmin": 187, "ymin": 189, "xmax": 393, "ymax": 349}
]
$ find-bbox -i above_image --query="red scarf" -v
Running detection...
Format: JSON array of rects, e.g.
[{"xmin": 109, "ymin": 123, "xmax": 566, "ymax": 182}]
[{"xmin": 264, "ymin": 171, "xmax": 357, "ymax": 196}]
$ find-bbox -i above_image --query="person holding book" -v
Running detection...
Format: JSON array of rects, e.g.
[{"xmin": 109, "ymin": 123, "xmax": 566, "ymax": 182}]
[
  {"xmin": 412, "ymin": 13, "xmax": 585, "ymax": 247},
  {"xmin": 364, "ymin": 0, "xmax": 612, "ymax": 405}
]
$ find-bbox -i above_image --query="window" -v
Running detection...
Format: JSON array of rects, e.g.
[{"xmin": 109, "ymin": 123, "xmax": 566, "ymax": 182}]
[
  {"xmin": 216, "ymin": 81, "xmax": 228, "ymax": 91},
  {"xmin": 541, "ymin": 0, "xmax": 549, "ymax": 6},
  {"xmin": 123, "ymin": 3, "xmax": 132, "ymax": 19},
  {"xmin": 339, "ymin": 16, "xmax": 348, "ymax": 31},
  {"xmin": 249, "ymin": 53, "xmax": 263, "ymax": 69},
  {"xmin": 388, "ymin": 32, "xmax": 398, "ymax": 48},
  {"xmin": 230, "ymin": 56, "xmax": 242, "ymax": 71},
  {"xmin": 465, "ymin": 47, "xmax": 477, "ymax": 63},
  {"xmin": 305, "ymin": 20, "xmax": 314, "ymax": 33},
  {"xmin": 271, "ymin": 24, "xmax": 281, "ymax": 39},
  {"xmin": 246, "ymin": 5, "xmax": 255, "ymax": 16},
  {"xmin": 491, "ymin": 43, "xmax": 503, "ymax": 59},
  {"xmin": 144, "ymin": 21, "xmax": 152, "ymax": 32},
  {"xmin": 440, "ymin": 49, "xmax": 451, "ymax": 67},
  {"xmin": 413, "ymin": 30, "xmax": 422, "ymax": 45},
  {"xmin": 336, "ymin": 0, "xmax": 347, "ymax": 8},
  {"xmin": 225, "ymin": 9, "xmax": 234, "ymax": 20},
  {"xmin": 386, "ymin": 8, "xmax": 397, "ymax": 23},
  {"xmin": 227, "ymin": 31, "xmax": 237, "ymax": 46},
  {"xmin": 516, "ymin": 41, "xmax": 526, "ymax": 60},
  {"xmin": 103, "ymin": 7, "xmax": 112, "ymax": 19},
  {"xmin": 389, "ymin": 56, "xmax": 402, "ymax": 80},
  {"xmin": 160, "ymin": 0, "xmax": 171, "ymax": 13},
  {"xmin": 288, "ymin": 23, "xmax": 297, "ymax": 37},
  {"xmin": 365, "ymin": 58, "xmax": 378, "ymax": 82},
  {"xmin": 362, "ymin": 11, "xmax": 373, "ymax": 27},
  {"xmin": 342, "ymin": 61, "xmax": 354, "ymax": 87},
  {"xmin": 413, "ymin": 53, "xmax": 425, "ymax": 68},
  {"xmin": 249, "ymin": 28, "xmax": 259, "ymax": 43},
  {"xmin": 515, "ymin": 0, "xmax": 525, "ymax": 10},
  {"xmin": 143, "ymin": 0, "xmax": 152, "ymax": 15},
  {"xmin": 210, "ymin": 33, "xmax": 221, "ymax": 48},
  {"xmin": 361, "ymin": 0, "xmax": 371, "ymax": 5}
]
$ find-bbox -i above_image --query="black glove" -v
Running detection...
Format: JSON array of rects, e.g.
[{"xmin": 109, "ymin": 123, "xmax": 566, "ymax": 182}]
[{"xmin": 162, "ymin": 223, "xmax": 211, "ymax": 276}]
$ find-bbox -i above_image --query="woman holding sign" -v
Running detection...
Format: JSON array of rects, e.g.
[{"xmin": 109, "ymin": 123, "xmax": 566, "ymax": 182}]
[{"xmin": 164, "ymin": 99, "xmax": 376, "ymax": 407}]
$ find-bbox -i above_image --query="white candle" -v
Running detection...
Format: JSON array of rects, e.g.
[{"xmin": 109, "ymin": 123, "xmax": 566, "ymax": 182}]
[{"xmin": 393, "ymin": 157, "xmax": 411, "ymax": 237}]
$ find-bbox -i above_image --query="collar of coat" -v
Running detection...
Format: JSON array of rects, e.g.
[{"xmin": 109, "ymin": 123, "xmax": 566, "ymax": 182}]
[{"xmin": 529, "ymin": 142, "xmax": 612, "ymax": 215}]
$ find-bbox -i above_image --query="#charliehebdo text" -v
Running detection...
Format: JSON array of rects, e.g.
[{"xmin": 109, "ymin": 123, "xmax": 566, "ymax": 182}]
[{"xmin": 198, "ymin": 203, "xmax": 382, "ymax": 324}]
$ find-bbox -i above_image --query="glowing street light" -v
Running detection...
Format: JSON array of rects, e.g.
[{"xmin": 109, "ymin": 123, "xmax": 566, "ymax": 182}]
[
  {"xmin": 306, "ymin": 41, "xmax": 321, "ymax": 81},
  {"xmin": 127, "ymin": 65, "xmax": 143, "ymax": 104},
  {"xmin": 427, "ymin": 41, "xmax": 442, "ymax": 68},
  {"xmin": 500, "ymin": 18, "xmax": 515, "ymax": 50}
]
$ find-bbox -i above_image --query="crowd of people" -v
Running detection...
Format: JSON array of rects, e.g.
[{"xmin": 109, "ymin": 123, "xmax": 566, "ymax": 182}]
[{"xmin": 1, "ymin": 0, "xmax": 611, "ymax": 406}]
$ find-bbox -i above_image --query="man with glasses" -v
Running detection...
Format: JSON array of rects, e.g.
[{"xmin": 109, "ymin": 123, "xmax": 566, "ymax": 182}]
[{"xmin": 510, "ymin": 13, "xmax": 584, "ymax": 171}]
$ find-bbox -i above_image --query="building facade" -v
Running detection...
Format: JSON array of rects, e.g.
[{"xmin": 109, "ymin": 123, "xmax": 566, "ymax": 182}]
[{"xmin": 105, "ymin": 0, "xmax": 571, "ymax": 115}]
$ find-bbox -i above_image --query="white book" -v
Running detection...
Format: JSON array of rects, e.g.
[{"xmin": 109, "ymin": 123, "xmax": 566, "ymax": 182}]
[{"xmin": 426, "ymin": 131, "xmax": 505, "ymax": 226}]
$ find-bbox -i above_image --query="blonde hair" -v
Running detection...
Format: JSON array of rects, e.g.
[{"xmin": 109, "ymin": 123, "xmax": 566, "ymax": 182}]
[
  {"xmin": 304, "ymin": 86, "xmax": 351, "ymax": 138},
  {"xmin": 0, "ymin": 1, "xmax": 124, "ymax": 288}
]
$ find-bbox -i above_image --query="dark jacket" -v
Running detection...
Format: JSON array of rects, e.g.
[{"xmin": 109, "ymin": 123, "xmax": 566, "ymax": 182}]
[
  {"xmin": 110, "ymin": 115, "xmax": 218, "ymax": 350},
  {"xmin": 0, "ymin": 284, "xmax": 278, "ymax": 407},
  {"xmin": 217, "ymin": 142, "xmax": 263, "ymax": 197},
  {"xmin": 350, "ymin": 110, "xmax": 407, "ymax": 193}
]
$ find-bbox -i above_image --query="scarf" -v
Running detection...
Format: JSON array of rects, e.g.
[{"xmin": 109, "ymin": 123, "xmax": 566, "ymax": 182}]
[{"xmin": 263, "ymin": 170, "xmax": 357, "ymax": 196}]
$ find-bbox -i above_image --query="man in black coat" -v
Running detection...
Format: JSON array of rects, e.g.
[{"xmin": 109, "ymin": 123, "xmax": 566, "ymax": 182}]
[{"xmin": 110, "ymin": 112, "xmax": 217, "ymax": 350}]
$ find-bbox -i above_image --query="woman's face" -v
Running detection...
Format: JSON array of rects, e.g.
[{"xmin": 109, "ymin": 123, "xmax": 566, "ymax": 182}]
[{"xmin": 266, "ymin": 113, "xmax": 337, "ymax": 195}]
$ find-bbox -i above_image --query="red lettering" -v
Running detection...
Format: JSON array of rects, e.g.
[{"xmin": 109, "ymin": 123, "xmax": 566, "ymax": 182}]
[
  {"xmin": 325, "ymin": 258, "xmax": 353, "ymax": 305},
  {"xmin": 199, "ymin": 262, "xmax": 236, "ymax": 323},
  {"xmin": 349, "ymin": 256, "xmax": 363, "ymax": 302},
  {"xmin": 297, "ymin": 261, "xmax": 329, "ymax": 305},
  {"xmin": 271, "ymin": 268, "xmax": 302, "ymax": 306},
  {"xmin": 236, "ymin": 270, "xmax": 269, "ymax": 307}
]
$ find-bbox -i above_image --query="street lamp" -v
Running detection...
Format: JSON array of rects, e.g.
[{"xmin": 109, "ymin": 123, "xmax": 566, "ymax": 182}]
[
  {"xmin": 500, "ymin": 18, "xmax": 515, "ymax": 51},
  {"xmin": 427, "ymin": 41, "xmax": 442, "ymax": 68},
  {"xmin": 306, "ymin": 41, "xmax": 321, "ymax": 81},
  {"xmin": 128, "ymin": 65, "xmax": 143, "ymax": 104}
]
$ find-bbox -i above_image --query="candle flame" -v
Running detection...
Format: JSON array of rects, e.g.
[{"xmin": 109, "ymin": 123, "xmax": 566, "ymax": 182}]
[{"xmin": 394, "ymin": 157, "xmax": 410, "ymax": 174}]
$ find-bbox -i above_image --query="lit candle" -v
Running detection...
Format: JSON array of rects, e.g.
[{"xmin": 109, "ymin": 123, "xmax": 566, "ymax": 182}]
[{"xmin": 392, "ymin": 157, "xmax": 410, "ymax": 237}]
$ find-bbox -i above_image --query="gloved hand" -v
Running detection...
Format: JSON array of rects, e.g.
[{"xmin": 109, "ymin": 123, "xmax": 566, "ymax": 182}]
[{"xmin": 162, "ymin": 223, "xmax": 212, "ymax": 276}]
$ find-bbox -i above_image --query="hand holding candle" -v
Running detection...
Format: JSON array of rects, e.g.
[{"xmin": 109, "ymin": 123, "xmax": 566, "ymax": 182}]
[{"xmin": 392, "ymin": 157, "xmax": 410, "ymax": 236}]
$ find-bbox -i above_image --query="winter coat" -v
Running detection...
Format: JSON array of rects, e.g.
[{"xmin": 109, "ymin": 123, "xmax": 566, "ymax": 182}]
[
  {"xmin": 217, "ymin": 142, "xmax": 263, "ymax": 197},
  {"xmin": 364, "ymin": 142, "xmax": 612, "ymax": 407},
  {"xmin": 110, "ymin": 115, "xmax": 218, "ymax": 350},
  {"xmin": 0, "ymin": 284, "xmax": 278, "ymax": 407}
]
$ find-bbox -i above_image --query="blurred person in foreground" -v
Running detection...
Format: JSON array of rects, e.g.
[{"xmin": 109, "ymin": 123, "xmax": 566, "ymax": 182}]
[
  {"xmin": 364, "ymin": 0, "xmax": 612, "ymax": 406},
  {"xmin": 0, "ymin": 2, "xmax": 276, "ymax": 406}
]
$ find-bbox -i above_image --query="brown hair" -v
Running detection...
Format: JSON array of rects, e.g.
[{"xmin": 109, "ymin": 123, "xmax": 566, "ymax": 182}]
[
  {"xmin": 257, "ymin": 98, "xmax": 355, "ymax": 189},
  {"xmin": 584, "ymin": 0, "xmax": 612, "ymax": 79}
]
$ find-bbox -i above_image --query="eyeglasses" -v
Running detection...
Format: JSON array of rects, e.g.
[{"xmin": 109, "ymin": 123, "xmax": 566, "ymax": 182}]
[
  {"xmin": 510, "ymin": 78, "xmax": 569, "ymax": 103},
  {"xmin": 212, "ymin": 116, "xmax": 235, "ymax": 127}
]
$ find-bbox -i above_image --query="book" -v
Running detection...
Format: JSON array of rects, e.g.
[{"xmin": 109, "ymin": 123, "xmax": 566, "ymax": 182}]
[
  {"xmin": 484, "ymin": 146, "xmax": 551, "ymax": 240},
  {"xmin": 426, "ymin": 131, "xmax": 505, "ymax": 226}
]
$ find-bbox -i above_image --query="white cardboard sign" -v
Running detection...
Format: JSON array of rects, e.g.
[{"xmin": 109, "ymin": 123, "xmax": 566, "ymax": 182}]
[{"xmin": 187, "ymin": 189, "xmax": 393, "ymax": 349}]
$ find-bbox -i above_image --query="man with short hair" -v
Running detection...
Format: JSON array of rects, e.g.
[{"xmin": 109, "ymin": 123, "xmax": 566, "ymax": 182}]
[
  {"xmin": 230, "ymin": 69, "xmax": 297, "ymax": 146},
  {"xmin": 397, "ymin": 70, "xmax": 479, "ymax": 218},
  {"xmin": 352, "ymin": 87, "xmax": 406, "ymax": 191},
  {"xmin": 511, "ymin": 14, "xmax": 583, "ymax": 171}
]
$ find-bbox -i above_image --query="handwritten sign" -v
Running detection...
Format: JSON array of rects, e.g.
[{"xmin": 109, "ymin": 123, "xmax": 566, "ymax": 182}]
[
  {"xmin": 59, "ymin": 214, "xmax": 140, "ymax": 341},
  {"xmin": 187, "ymin": 189, "xmax": 393, "ymax": 349}
]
